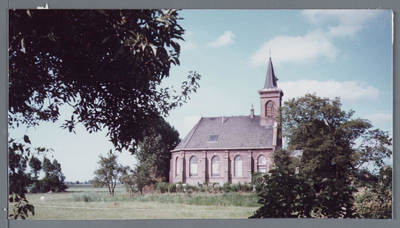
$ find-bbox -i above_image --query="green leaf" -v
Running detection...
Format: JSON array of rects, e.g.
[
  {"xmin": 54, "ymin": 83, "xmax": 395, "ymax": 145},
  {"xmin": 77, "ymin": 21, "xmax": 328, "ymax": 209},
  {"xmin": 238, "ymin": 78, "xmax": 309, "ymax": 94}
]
[{"xmin": 23, "ymin": 135, "xmax": 31, "ymax": 144}]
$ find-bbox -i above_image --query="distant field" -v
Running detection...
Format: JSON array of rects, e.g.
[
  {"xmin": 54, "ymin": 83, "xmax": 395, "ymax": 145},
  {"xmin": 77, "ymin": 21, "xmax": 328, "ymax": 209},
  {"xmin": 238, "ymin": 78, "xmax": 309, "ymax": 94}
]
[
  {"xmin": 66, "ymin": 184, "xmax": 125, "ymax": 192},
  {"xmin": 20, "ymin": 191, "xmax": 259, "ymax": 220}
]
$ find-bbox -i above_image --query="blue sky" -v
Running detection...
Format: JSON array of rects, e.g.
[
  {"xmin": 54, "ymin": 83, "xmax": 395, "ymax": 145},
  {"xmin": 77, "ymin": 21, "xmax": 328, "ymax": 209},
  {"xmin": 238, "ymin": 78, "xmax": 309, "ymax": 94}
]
[{"xmin": 9, "ymin": 9, "xmax": 393, "ymax": 182}]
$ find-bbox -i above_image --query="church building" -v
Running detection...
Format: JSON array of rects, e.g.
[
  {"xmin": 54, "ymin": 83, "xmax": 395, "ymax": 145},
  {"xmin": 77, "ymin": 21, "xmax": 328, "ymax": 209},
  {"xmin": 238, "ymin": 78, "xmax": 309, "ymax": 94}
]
[{"xmin": 169, "ymin": 57, "xmax": 283, "ymax": 185}]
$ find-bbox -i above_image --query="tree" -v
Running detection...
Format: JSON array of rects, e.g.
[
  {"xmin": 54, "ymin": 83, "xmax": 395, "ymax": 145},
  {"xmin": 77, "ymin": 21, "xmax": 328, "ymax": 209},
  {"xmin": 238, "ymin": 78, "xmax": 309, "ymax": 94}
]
[
  {"xmin": 133, "ymin": 163, "xmax": 156, "ymax": 194},
  {"xmin": 135, "ymin": 117, "xmax": 180, "ymax": 182},
  {"xmin": 28, "ymin": 156, "xmax": 42, "ymax": 193},
  {"xmin": 9, "ymin": 9, "xmax": 200, "ymax": 153},
  {"xmin": 119, "ymin": 166, "xmax": 138, "ymax": 195},
  {"xmin": 93, "ymin": 153, "xmax": 124, "ymax": 196},
  {"xmin": 278, "ymin": 94, "xmax": 392, "ymax": 218},
  {"xmin": 8, "ymin": 136, "xmax": 47, "ymax": 219},
  {"xmin": 8, "ymin": 138, "xmax": 33, "ymax": 196},
  {"xmin": 29, "ymin": 156, "xmax": 42, "ymax": 179},
  {"xmin": 8, "ymin": 9, "xmax": 200, "ymax": 218},
  {"xmin": 39, "ymin": 157, "xmax": 68, "ymax": 193},
  {"xmin": 353, "ymin": 165, "xmax": 392, "ymax": 218},
  {"xmin": 9, "ymin": 135, "xmax": 53, "ymax": 194},
  {"xmin": 250, "ymin": 149, "xmax": 316, "ymax": 218}
]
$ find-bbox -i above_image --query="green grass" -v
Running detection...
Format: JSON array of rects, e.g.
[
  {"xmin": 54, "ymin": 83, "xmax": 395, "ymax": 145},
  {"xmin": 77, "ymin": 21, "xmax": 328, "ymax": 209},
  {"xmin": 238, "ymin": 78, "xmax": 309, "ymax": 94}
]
[
  {"xmin": 20, "ymin": 192, "xmax": 260, "ymax": 219},
  {"xmin": 69, "ymin": 192, "xmax": 259, "ymax": 207},
  {"xmin": 11, "ymin": 184, "xmax": 260, "ymax": 219},
  {"xmin": 66, "ymin": 184, "xmax": 125, "ymax": 192}
]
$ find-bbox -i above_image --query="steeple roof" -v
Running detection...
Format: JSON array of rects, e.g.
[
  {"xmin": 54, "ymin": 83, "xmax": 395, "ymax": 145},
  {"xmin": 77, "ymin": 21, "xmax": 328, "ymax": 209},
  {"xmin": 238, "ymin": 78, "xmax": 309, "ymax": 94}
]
[{"xmin": 263, "ymin": 57, "xmax": 278, "ymax": 89}]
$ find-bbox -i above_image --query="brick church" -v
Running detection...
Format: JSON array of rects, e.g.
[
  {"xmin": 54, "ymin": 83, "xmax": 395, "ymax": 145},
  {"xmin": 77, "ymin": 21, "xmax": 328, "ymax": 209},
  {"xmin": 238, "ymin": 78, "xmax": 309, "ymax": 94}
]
[{"xmin": 169, "ymin": 57, "xmax": 283, "ymax": 185}]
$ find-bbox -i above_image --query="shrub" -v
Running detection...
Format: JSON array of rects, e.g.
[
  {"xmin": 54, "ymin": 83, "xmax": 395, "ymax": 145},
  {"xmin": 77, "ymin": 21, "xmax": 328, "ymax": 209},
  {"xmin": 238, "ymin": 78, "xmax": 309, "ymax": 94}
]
[
  {"xmin": 222, "ymin": 182, "xmax": 231, "ymax": 193},
  {"xmin": 168, "ymin": 183, "xmax": 177, "ymax": 193},
  {"xmin": 176, "ymin": 183, "xmax": 184, "ymax": 192},
  {"xmin": 155, "ymin": 182, "xmax": 169, "ymax": 193},
  {"xmin": 250, "ymin": 167, "xmax": 316, "ymax": 218}
]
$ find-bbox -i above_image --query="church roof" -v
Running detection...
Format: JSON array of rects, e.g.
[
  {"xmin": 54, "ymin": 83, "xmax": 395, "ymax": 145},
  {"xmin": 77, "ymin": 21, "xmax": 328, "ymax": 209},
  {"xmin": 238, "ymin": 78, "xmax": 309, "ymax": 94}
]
[
  {"xmin": 172, "ymin": 116, "xmax": 274, "ymax": 151},
  {"xmin": 263, "ymin": 57, "xmax": 278, "ymax": 89}
]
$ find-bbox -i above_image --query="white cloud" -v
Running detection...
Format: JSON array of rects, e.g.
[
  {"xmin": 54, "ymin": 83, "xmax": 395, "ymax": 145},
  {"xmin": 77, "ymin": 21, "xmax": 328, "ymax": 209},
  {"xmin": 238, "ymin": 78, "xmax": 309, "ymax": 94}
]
[
  {"xmin": 364, "ymin": 113, "xmax": 392, "ymax": 123},
  {"xmin": 279, "ymin": 79, "xmax": 380, "ymax": 103},
  {"xmin": 250, "ymin": 30, "xmax": 338, "ymax": 66},
  {"xmin": 207, "ymin": 30, "xmax": 235, "ymax": 47},
  {"xmin": 250, "ymin": 10, "xmax": 385, "ymax": 66},
  {"xmin": 181, "ymin": 41, "xmax": 198, "ymax": 51},
  {"xmin": 302, "ymin": 10, "xmax": 384, "ymax": 38}
]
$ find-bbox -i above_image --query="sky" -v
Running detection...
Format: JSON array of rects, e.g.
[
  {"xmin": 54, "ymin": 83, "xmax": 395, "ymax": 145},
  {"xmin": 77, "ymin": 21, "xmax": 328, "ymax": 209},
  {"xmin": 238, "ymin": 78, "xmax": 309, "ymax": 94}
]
[{"xmin": 9, "ymin": 9, "xmax": 393, "ymax": 182}]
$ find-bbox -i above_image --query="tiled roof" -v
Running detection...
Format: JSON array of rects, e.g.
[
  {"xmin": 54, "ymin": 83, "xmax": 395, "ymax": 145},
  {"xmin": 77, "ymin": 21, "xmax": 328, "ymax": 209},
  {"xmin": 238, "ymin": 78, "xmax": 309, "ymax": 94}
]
[
  {"xmin": 173, "ymin": 116, "xmax": 274, "ymax": 151},
  {"xmin": 263, "ymin": 57, "xmax": 278, "ymax": 89}
]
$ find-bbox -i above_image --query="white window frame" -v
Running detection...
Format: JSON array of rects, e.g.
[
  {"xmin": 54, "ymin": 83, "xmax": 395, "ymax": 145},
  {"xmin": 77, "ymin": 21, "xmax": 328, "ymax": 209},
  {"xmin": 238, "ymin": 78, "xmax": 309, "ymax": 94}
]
[
  {"xmin": 234, "ymin": 155, "xmax": 243, "ymax": 177},
  {"xmin": 211, "ymin": 156, "xmax": 220, "ymax": 177},
  {"xmin": 189, "ymin": 156, "xmax": 198, "ymax": 177}
]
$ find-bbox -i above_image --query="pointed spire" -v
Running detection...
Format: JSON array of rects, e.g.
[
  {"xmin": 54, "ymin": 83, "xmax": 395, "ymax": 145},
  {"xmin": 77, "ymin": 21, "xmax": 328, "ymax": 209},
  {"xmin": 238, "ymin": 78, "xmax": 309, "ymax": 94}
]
[{"xmin": 263, "ymin": 57, "xmax": 278, "ymax": 89}]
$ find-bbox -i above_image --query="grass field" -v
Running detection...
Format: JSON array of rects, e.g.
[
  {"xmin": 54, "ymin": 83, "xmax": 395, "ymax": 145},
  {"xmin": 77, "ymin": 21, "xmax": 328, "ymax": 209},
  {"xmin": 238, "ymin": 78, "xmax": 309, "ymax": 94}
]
[
  {"xmin": 17, "ymin": 185, "xmax": 260, "ymax": 220},
  {"xmin": 65, "ymin": 184, "xmax": 126, "ymax": 192}
]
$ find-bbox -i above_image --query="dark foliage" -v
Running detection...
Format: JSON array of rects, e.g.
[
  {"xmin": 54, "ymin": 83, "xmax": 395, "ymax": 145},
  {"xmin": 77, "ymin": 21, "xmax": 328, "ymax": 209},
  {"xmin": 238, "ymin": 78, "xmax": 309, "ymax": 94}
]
[
  {"xmin": 135, "ymin": 117, "xmax": 180, "ymax": 182},
  {"xmin": 250, "ymin": 149, "xmax": 316, "ymax": 218},
  {"xmin": 9, "ymin": 9, "xmax": 200, "ymax": 153},
  {"xmin": 39, "ymin": 158, "xmax": 68, "ymax": 192},
  {"xmin": 353, "ymin": 166, "xmax": 392, "ymax": 218},
  {"xmin": 252, "ymin": 94, "xmax": 392, "ymax": 218},
  {"xmin": 8, "ymin": 193, "xmax": 35, "ymax": 220}
]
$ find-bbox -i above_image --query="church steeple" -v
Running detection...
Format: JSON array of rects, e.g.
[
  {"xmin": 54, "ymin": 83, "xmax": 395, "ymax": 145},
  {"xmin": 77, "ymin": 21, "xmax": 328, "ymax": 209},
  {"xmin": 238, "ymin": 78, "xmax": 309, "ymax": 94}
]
[
  {"xmin": 263, "ymin": 57, "xmax": 278, "ymax": 89},
  {"xmin": 258, "ymin": 56, "xmax": 283, "ymax": 128}
]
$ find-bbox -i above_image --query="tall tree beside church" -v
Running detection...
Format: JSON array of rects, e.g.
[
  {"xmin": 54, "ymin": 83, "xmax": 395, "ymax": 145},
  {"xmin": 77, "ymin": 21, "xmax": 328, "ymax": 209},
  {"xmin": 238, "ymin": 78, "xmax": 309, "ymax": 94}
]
[
  {"xmin": 279, "ymin": 93, "xmax": 392, "ymax": 218},
  {"xmin": 8, "ymin": 9, "xmax": 200, "ymax": 218},
  {"xmin": 135, "ymin": 117, "xmax": 180, "ymax": 182},
  {"xmin": 250, "ymin": 149, "xmax": 316, "ymax": 218},
  {"xmin": 9, "ymin": 9, "xmax": 200, "ymax": 153}
]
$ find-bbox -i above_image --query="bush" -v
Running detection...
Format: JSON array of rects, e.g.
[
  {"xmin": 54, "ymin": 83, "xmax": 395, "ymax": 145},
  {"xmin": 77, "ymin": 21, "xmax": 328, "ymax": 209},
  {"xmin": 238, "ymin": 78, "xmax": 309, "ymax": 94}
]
[
  {"xmin": 176, "ymin": 183, "xmax": 184, "ymax": 192},
  {"xmin": 155, "ymin": 182, "xmax": 169, "ymax": 193},
  {"xmin": 168, "ymin": 183, "xmax": 177, "ymax": 193},
  {"xmin": 250, "ymin": 167, "xmax": 316, "ymax": 218},
  {"xmin": 222, "ymin": 182, "xmax": 231, "ymax": 193}
]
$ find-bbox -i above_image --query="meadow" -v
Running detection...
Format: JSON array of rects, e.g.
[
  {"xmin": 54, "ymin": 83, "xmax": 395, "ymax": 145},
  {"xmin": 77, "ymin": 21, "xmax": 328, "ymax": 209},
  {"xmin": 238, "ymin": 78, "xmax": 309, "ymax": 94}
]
[{"xmin": 20, "ymin": 185, "xmax": 260, "ymax": 220}]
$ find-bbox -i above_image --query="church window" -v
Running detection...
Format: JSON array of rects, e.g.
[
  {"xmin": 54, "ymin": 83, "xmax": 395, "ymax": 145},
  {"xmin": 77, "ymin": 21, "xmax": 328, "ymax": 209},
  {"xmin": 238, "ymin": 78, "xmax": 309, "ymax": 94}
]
[
  {"xmin": 234, "ymin": 155, "xmax": 243, "ymax": 177},
  {"xmin": 175, "ymin": 157, "xmax": 179, "ymax": 177},
  {"xmin": 209, "ymin": 135, "xmax": 218, "ymax": 141},
  {"xmin": 257, "ymin": 155, "xmax": 267, "ymax": 173},
  {"xmin": 265, "ymin": 101, "xmax": 274, "ymax": 118},
  {"xmin": 189, "ymin": 156, "xmax": 198, "ymax": 177},
  {"xmin": 211, "ymin": 156, "xmax": 220, "ymax": 177}
]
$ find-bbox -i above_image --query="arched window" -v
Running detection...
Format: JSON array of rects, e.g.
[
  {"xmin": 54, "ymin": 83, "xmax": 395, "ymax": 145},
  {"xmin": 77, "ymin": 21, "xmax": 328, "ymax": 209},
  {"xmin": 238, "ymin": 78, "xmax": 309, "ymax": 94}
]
[
  {"xmin": 211, "ymin": 156, "xmax": 220, "ymax": 177},
  {"xmin": 257, "ymin": 155, "xmax": 267, "ymax": 173},
  {"xmin": 189, "ymin": 156, "xmax": 198, "ymax": 177},
  {"xmin": 265, "ymin": 101, "xmax": 274, "ymax": 118},
  {"xmin": 234, "ymin": 155, "xmax": 243, "ymax": 177},
  {"xmin": 175, "ymin": 157, "xmax": 179, "ymax": 177}
]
